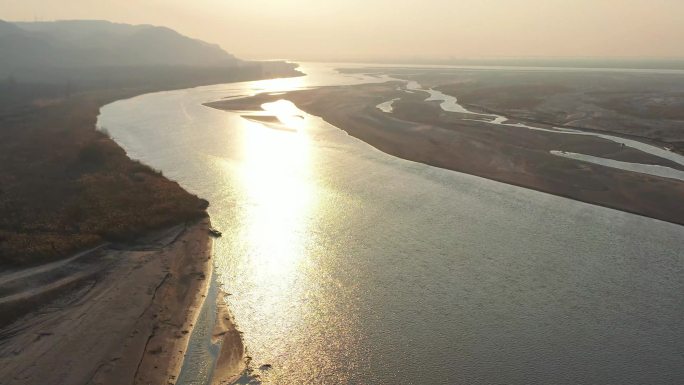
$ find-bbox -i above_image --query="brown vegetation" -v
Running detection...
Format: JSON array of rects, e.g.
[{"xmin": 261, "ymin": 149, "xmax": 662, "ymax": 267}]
[{"xmin": 0, "ymin": 92, "xmax": 208, "ymax": 266}]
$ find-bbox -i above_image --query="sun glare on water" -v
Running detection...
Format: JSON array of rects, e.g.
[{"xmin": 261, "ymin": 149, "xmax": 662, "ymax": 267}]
[
  {"xmin": 249, "ymin": 75, "xmax": 308, "ymax": 95},
  {"xmin": 262, "ymin": 100, "xmax": 307, "ymax": 130},
  {"xmin": 237, "ymin": 102, "xmax": 315, "ymax": 289},
  {"xmin": 209, "ymin": 73, "xmax": 364, "ymax": 383}
]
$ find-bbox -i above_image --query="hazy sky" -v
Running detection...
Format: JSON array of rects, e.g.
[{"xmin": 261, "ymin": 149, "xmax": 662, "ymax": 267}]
[{"xmin": 2, "ymin": 0, "xmax": 683, "ymax": 61}]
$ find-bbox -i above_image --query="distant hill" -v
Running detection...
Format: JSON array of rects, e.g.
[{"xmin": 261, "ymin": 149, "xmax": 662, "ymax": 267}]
[
  {"xmin": 0, "ymin": 19, "xmax": 301, "ymax": 108},
  {"xmin": 0, "ymin": 20, "xmax": 240, "ymax": 77},
  {"xmin": 0, "ymin": 19, "xmax": 22, "ymax": 35}
]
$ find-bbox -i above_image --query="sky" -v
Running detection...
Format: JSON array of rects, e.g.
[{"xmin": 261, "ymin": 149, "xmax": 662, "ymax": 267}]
[{"xmin": 1, "ymin": 0, "xmax": 683, "ymax": 61}]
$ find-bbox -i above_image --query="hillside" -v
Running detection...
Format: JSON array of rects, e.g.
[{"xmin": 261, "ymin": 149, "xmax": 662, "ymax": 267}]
[
  {"xmin": 0, "ymin": 19, "xmax": 300, "ymax": 108},
  {"xmin": 0, "ymin": 20, "xmax": 239, "ymax": 76}
]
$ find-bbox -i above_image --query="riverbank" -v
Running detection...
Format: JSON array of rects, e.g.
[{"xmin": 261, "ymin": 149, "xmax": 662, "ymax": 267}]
[{"xmin": 0, "ymin": 219, "xmax": 244, "ymax": 385}]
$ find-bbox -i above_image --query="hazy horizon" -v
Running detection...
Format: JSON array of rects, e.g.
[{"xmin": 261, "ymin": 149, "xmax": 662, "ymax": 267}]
[{"xmin": 2, "ymin": 0, "xmax": 684, "ymax": 62}]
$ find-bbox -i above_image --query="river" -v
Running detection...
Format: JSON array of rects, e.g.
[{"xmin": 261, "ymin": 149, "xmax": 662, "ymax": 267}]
[{"xmin": 98, "ymin": 63, "xmax": 684, "ymax": 385}]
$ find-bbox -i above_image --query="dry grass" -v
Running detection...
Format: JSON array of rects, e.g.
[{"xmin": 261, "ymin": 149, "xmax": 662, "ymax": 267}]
[{"xmin": 0, "ymin": 92, "xmax": 208, "ymax": 266}]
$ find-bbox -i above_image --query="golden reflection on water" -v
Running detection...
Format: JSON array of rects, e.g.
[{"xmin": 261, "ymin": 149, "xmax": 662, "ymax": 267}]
[
  {"xmin": 213, "ymin": 73, "xmax": 363, "ymax": 382},
  {"xmin": 240, "ymin": 121, "xmax": 311, "ymax": 266},
  {"xmin": 248, "ymin": 74, "xmax": 308, "ymax": 95},
  {"xmin": 235, "ymin": 106, "xmax": 315, "ymax": 318},
  {"xmin": 262, "ymin": 100, "xmax": 307, "ymax": 131}
]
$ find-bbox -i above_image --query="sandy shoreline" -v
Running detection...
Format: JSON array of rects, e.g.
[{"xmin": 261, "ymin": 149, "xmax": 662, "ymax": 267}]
[{"xmin": 0, "ymin": 219, "xmax": 244, "ymax": 385}]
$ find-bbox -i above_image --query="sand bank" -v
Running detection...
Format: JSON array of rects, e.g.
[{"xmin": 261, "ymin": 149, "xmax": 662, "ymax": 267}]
[
  {"xmin": 205, "ymin": 82, "xmax": 684, "ymax": 225},
  {"xmin": 211, "ymin": 292, "xmax": 246, "ymax": 385},
  {"xmin": 0, "ymin": 219, "xmax": 244, "ymax": 385}
]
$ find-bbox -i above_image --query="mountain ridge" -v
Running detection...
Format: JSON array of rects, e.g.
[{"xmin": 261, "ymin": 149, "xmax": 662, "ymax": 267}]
[{"xmin": 0, "ymin": 19, "xmax": 240, "ymax": 75}]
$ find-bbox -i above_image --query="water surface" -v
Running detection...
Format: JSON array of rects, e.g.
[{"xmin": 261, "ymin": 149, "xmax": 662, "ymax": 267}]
[{"xmin": 99, "ymin": 63, "xmax": 684, "ymax": 384}]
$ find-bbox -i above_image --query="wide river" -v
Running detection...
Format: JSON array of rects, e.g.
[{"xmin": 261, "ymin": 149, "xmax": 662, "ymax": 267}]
[{"xmin": 99, "ymin": 63, "xmax": 684, "ymax": 385}]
